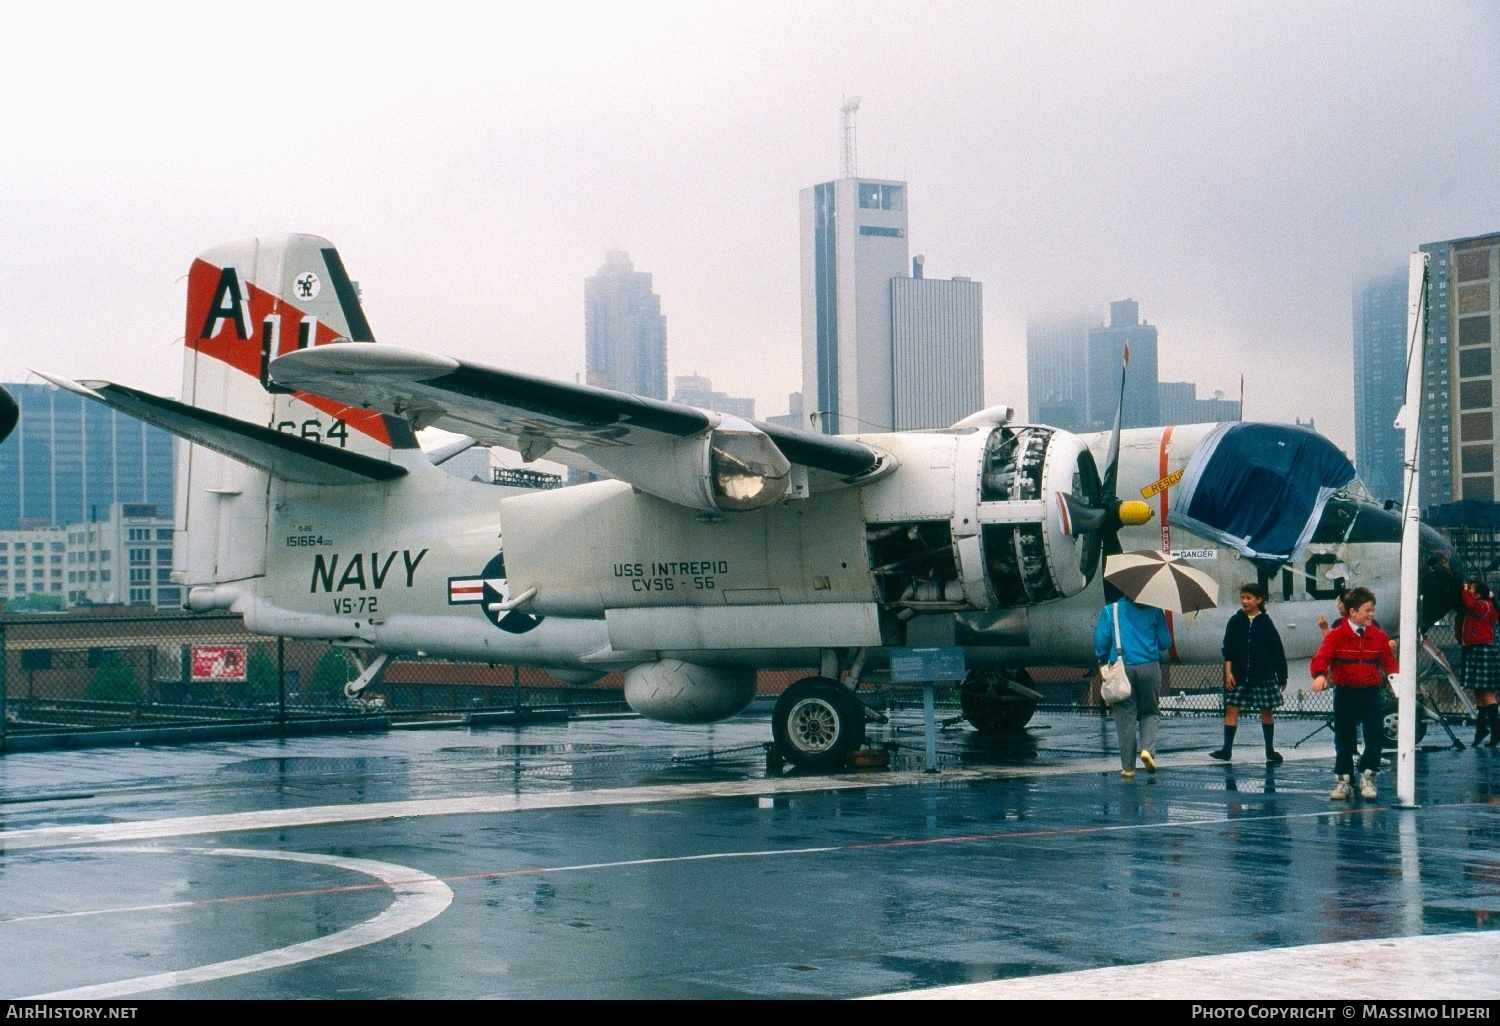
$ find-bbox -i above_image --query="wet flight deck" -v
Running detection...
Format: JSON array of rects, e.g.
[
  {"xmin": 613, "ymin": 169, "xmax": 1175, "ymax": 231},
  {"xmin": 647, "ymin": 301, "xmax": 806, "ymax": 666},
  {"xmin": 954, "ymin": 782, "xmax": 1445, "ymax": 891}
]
[{"xmin": 0, "ymin": 710, "xmax": 1497, "ymax": 999}]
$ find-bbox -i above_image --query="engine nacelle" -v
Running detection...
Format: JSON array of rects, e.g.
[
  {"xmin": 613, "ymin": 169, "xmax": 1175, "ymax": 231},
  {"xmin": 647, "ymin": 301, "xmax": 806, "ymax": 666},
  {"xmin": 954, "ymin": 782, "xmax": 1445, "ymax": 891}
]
[
  {"xmin": 967, "ymin": 425, "xmax": 1103, "ymax": 603},
  {"xmin": 864, "ymin": 423, "xmax": 1110, "ymax": 616},
  {"xmin": 598, "ymin": 414, "xmax": 792, "ymax": 513},
  {"xmin": 622, "ymin": 660, "xmax": 757, "ymax": 723}
]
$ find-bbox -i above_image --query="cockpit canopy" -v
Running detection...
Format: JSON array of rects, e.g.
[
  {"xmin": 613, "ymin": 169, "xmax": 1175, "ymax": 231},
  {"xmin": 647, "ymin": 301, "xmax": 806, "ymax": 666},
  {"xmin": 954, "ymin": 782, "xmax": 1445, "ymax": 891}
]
[{"xmin": 1168, "ymin": 422, "xmax": 1357, "ymax": 569}]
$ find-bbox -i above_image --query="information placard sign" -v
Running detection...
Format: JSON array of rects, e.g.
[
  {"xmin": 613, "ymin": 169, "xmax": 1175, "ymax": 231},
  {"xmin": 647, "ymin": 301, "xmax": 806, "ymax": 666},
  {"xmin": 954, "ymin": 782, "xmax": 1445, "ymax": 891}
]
[{"xmin": 889, "ymin": 646, "xmax": 966, "ymax": 683}]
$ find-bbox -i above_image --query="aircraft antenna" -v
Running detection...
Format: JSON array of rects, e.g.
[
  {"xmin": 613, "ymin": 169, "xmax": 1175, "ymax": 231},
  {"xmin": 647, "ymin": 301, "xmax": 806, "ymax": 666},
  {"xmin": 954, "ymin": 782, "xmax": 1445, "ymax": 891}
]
[{"xmin": 841, "ymin": 96, "xmax": 861, "ymax": 178}]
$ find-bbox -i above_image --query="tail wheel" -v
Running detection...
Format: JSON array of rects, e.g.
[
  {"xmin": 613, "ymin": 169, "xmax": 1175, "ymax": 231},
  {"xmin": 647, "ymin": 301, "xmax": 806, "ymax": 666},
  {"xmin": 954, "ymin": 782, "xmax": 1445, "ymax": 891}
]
[
  {"xmin": 772, "ymin": 677, "xmax": 866, "ymax": 771},
  {"xmin": 960, "ymin": 671, "xmax": 1038, "ymax": 733}
]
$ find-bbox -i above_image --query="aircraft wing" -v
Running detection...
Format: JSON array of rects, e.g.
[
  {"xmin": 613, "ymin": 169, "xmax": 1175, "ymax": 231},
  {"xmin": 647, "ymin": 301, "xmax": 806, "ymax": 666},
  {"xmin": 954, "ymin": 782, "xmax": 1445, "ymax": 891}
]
[{"xmin": 269, "ymin": 344, "xmax": 889, "ymax": 505}]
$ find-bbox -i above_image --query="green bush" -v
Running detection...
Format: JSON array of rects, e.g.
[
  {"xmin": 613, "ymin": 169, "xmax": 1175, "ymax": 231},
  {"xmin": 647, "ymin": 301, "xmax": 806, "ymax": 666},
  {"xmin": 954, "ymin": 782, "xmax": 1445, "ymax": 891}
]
[
  {"xmin": 307, "ymin": 650, "xmax": 355, "ymax": 703},
  {"xmin": 86, "ymin": 652, "xmax": 142, "ymax": 703},
  {"xmin": 246, "ymin": 645, "xmax": 278, "ymax": 704}
]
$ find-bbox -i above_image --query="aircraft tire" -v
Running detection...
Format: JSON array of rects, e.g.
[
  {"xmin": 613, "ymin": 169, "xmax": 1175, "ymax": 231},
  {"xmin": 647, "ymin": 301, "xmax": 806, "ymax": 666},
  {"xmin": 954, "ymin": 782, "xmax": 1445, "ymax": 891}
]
[
  {"xmin": 960, "ymin": 671, "xmax": 1038, "ymax": 733},
  {"xmin": 772, "ymin": 677, "xmax": 866, "ymax": 771},
  {"xmin": 1381, "ymin": 701, "xmax": 1428, "ymax": 750}
]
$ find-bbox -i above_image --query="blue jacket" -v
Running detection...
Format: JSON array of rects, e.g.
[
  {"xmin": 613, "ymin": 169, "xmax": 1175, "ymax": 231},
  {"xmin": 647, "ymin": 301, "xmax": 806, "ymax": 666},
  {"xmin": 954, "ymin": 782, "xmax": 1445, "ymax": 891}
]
[{"xmin": 1094, "ymin": 599, "xmax": 1173, "ymax": 666}]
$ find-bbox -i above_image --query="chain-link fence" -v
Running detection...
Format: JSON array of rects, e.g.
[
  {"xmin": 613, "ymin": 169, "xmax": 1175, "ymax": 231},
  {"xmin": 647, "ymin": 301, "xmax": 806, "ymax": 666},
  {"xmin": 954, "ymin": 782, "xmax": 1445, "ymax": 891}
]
[
  {"xmin": 0, "ymin": 611, "xmax": 629, "ymax": 745},
  {"xmin": 0, "ymin": 610, "xmax": 1480, "ymax": 747},
  {"xmin": 753, "ymin": 617, "xmax": 1478, "ymax": 727},
  {"xmin": 993, "ymin": 615, "xmax": 1475, "ymax": 723}
]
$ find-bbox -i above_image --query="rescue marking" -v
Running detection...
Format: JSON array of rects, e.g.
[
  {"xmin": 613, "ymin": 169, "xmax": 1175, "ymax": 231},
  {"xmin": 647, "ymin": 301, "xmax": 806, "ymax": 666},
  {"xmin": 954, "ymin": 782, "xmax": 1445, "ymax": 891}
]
[
  {"xmin": 23, "ymin": 847, "xmax": 452, "ymax": 999},
  {"xmin": 1140, "ymin": 466, "xmax": 1184, "ymax": 500}
]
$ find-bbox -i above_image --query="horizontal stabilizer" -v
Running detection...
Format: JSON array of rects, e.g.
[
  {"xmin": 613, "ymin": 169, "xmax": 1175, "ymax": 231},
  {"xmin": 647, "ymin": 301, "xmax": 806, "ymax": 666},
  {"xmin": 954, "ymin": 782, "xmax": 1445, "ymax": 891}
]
[{"xmin": 32, "ymin": 373, "xmax": 406, "ymax": 486}]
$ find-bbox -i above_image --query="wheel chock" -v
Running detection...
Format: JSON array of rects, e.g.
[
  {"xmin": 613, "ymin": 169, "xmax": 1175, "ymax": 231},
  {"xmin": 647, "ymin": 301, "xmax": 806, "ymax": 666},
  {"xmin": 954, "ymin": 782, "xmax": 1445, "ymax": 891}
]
[
  {"xmin": 763, "ymin": 742, "xmax": 787, "ymax": 775},
  {"xmin": 846, "ymin": 745, "xmax": 891, "ymax": 771}
]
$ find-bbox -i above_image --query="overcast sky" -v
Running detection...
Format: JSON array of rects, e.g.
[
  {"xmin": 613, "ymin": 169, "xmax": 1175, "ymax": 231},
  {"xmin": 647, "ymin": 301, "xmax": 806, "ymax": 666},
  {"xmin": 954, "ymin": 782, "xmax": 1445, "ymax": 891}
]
[{"xmin": 3, "ymin": 1, "xmax": 1498, "ymax": 453}]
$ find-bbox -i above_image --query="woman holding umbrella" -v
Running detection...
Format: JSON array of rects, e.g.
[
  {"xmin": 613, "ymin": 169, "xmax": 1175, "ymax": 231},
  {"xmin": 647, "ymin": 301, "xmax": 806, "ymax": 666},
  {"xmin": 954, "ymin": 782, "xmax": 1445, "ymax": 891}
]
[
  {"xmin": 1096, "ymin": 551, "xmax": 1215, "ymax": 778},
  {"xmin": 1094, "ymin": 593, "xmax": 1172, "ymax": 778}
]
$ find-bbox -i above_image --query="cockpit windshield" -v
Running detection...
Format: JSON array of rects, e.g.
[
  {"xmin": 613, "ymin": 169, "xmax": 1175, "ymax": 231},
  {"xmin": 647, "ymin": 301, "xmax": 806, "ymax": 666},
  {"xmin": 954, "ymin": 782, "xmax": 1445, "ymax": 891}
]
[{"xmin": 1310, "ymin": 495, "xmax": 1402, "ymax": 545}]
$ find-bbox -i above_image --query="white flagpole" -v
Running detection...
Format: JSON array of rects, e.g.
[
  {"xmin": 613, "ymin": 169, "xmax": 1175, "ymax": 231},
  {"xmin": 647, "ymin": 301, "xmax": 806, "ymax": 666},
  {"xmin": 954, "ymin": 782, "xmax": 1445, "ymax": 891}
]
[{"xmin": 1396, "ymin": 251, "xmax": 1428, "ymax": 808}]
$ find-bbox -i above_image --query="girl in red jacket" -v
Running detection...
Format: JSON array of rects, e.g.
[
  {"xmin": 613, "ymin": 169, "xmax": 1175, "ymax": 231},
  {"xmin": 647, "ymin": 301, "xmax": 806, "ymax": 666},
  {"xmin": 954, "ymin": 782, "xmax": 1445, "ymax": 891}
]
[
  {"xmin": 1457, "ymin": 579, "xmax": 1500, "ymax": 746},
  {"xmin": 1311, "ymin": 586, "xmax": 1398, "ymax": 801}
]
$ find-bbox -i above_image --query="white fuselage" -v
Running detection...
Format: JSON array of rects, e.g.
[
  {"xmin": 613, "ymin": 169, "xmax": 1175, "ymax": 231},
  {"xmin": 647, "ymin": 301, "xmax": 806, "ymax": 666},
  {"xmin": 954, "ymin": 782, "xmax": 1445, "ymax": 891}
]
[{"xmin": 210, "ymin": 422, "xmax": 1404, "ymax": 690}]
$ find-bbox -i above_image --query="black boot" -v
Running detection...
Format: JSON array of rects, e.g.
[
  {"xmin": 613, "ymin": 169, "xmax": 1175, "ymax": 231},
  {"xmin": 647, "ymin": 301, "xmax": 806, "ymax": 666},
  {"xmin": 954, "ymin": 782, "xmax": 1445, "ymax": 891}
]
[
  {"xmin": 1476, "ymin": 709, "xmax": 1490, "ymax": 748},
  {"xmin": 1210, "ymin": 724, "xmax": 1236, "ymax": 761},
  {"xmin": 1487, "ymin": 706, "xmax": 1500, "ymax": 747},
  {"xmin": 1263, "ymin": 722, "xmax": 1282, "ymax": 764}
]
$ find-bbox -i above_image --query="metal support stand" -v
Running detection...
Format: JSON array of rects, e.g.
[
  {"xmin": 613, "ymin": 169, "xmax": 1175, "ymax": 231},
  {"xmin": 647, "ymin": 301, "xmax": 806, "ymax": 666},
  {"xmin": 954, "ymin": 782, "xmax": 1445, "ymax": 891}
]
[
  {"xmin": 1292, "ymin": 718, "xmax": 1332, "ymax": 748},
  {"xmin": 922, "ymin": 682, "xmax": 938, "ymax": 773},
  {"xmin": 0, "ymin": 623, "xmax": 7, "ymax": 753},
  {"xmin": 277, "ymin": 636, "xmax": 286, "ymax": 725},
  {"xmin": 1395, "ymin": 250, "xmax": 1429, "ymax": 809}
]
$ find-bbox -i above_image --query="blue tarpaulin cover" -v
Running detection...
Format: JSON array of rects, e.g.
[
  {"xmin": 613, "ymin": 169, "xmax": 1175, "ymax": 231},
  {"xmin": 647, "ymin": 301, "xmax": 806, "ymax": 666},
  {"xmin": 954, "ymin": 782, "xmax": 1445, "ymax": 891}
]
[{"xmin": 1167, "ymin": 423, "xmax": 1356, "ymax": 569}]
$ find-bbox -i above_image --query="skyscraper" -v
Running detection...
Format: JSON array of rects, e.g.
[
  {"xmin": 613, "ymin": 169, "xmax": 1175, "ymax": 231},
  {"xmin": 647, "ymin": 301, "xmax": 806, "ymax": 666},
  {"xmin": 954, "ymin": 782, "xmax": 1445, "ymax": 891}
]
[
  {"xmin": 670, "ymin": 375, "xmax": 756, "ymax": 420},
  {"xmin": 1353, "ymin": 268, "xmax": 1408, "ymax": 503},
  {"xmin": 584, "ymin": 251, "xmax": 667, "ymax": 400},
  {"xmin": 0, "ymin": 383, "xmax": 174, "ymax": 531},
  {"xmin": 1086, "ymin": 300, "xmax": 1160, "ymax": 431},
  {"xmin": 1156, "ymin": 382, "xmax": 1240, "ymax": 426},
  {"xmin": 890, "ymin": 275, "xmax": 983, "ymax": 430},
  {"xmin": 1420, "ymin": 233, "xmax": 1497, "ymax": 506},
  {"xmin": 800, "ymin": 178, "xmax": 982, "ymax": 433},
  {"xmin": 1026, "ymin": 313, "xmax": 1091, "ymax": 430}
]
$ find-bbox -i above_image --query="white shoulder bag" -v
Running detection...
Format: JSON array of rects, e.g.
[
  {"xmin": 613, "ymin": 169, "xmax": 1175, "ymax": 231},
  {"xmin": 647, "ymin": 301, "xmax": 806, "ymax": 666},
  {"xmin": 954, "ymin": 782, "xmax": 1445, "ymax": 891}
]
[{"xmin": 1100, "ymin": 602, "xmax": 1132, "ymax": 705}]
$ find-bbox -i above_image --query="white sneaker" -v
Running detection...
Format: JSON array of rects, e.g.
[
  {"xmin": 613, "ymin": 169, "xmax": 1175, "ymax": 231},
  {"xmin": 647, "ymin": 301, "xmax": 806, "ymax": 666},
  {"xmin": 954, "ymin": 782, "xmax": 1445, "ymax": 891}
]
[
  {"xmin": 1329, "ymin": 775, "xmax": 1352, "ymax": 800},
  {"xmin": 1360, "ymin": 770, "xmax": 1378, "ymax": 800}
]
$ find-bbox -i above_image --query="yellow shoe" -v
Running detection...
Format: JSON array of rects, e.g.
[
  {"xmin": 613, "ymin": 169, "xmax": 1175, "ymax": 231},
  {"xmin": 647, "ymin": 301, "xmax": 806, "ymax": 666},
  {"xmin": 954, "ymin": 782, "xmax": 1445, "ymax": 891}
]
[
  {"xmin": 1140, "ymin": 751, "xmax": 1157, "ymax": 772},
  {"xmin": 1120, "ymin": 769, "xmax": 1136, "ymax": 779}
]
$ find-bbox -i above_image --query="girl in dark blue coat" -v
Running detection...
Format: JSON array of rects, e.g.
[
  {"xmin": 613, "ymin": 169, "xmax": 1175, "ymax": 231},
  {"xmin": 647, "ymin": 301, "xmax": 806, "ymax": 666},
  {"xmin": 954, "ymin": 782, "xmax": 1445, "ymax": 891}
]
[{"xmin": 1210, "ymin": 582, "xmax": 1289, "ymax": 763}]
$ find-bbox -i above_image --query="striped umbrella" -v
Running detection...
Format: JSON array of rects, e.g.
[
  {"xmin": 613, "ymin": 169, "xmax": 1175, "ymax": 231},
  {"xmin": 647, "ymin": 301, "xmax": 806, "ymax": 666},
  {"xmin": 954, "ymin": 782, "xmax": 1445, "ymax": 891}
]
[{"xmin": 1103, "ymin": 550, "xmax": 1219, "ymax": 614}]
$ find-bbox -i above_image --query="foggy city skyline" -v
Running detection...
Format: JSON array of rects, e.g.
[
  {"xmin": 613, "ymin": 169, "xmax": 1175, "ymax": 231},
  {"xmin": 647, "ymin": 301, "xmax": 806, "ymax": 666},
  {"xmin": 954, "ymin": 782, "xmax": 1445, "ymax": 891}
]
[{"xmin": 4, "ymin": 3, "xmax": 1500, "ymax": 454}]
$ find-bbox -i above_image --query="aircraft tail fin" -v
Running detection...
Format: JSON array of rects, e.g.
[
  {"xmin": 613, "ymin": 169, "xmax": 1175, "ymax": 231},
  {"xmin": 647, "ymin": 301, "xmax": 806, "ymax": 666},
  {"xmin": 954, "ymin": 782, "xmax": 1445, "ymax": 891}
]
[{"xmin": 179, "ymin": 235, "xmax": 419, "ymax": 585}]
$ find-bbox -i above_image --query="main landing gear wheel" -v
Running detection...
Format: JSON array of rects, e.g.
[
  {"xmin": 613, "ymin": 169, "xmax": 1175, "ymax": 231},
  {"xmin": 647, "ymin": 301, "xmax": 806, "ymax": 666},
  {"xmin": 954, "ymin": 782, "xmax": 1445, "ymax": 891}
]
[
  {"xmin": 772, "ymin": 677, "xmax": 866, "ymax": 771},
  {"xmin": 1382, "ymin": 701, "xmax": 1428, "ymax": 750},
  {"xmin": 960, "ymin": 671, "xmax": 1039, "ymax": 733}
]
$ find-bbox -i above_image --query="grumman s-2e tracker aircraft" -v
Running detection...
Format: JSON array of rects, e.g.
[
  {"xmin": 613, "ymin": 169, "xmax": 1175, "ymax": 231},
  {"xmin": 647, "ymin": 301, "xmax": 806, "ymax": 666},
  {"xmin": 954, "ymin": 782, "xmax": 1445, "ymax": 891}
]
[{"xmin": 41, "ymin": 235, "xmax": 1463, "ymax": 769}]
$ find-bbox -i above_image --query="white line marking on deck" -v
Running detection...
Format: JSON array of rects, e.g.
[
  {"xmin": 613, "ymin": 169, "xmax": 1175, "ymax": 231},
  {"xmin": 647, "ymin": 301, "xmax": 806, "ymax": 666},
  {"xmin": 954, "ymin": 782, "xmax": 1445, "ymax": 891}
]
[
  {"xmin": 867, "ymin": 930, "xmax": 1500, "ymax": 1000},
  {"xmin": 24, "ymin": 847, "xmax": 452, "ymax": 999},
  {"xmin": 0, "ymin": 745, "xmax": 1336, "ymax": 851}
]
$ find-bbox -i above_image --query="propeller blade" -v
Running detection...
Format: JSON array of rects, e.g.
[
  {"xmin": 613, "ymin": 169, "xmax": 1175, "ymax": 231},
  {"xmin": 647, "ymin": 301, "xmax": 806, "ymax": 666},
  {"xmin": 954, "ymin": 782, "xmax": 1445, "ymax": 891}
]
[
  {"xmin": 0, "ymin": 386, "xmax": 15, "ymax": 446},
  {"xmin": 1101, "ymin": 344, "xmax": 1129, "ymax": 501},
  {"xmin": 1059, "ymin": 491, "xmax": 1107, "ymax": 537}
]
